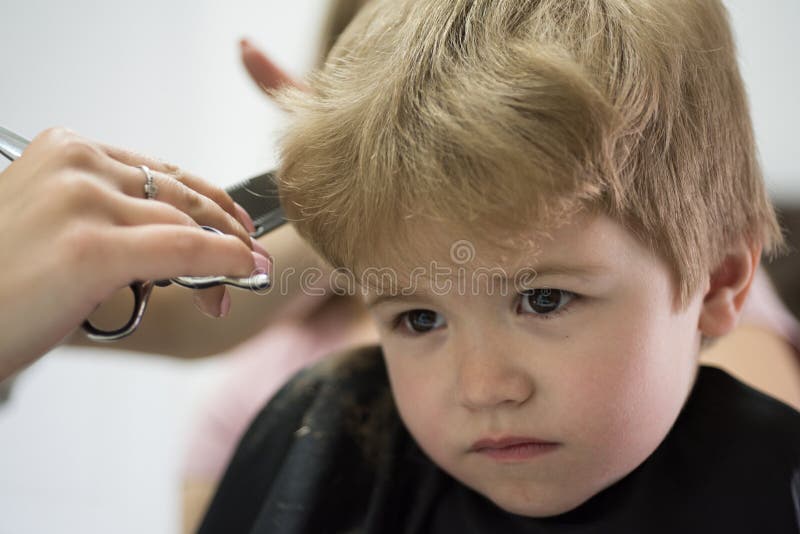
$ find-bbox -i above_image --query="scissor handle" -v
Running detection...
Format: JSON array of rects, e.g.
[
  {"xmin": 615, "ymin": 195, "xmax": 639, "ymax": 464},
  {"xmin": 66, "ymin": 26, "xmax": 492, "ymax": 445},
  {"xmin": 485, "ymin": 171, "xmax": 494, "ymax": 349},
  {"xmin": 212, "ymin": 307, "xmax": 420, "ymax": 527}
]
[
  {"xmin": 81, "ymin": 281, "xmax": 155, "ymax": 342},
  {"xmin": 78, "ymin": 227, "xmax": 270, "ymax": 342}
]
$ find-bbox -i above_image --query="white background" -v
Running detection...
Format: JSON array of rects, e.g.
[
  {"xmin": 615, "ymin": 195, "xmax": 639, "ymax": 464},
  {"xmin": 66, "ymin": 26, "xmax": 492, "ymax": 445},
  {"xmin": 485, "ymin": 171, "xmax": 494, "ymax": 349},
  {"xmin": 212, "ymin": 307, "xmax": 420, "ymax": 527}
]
[{"xmin": 0, "ymin": 1, "xmax": 797, "ymax": 533}]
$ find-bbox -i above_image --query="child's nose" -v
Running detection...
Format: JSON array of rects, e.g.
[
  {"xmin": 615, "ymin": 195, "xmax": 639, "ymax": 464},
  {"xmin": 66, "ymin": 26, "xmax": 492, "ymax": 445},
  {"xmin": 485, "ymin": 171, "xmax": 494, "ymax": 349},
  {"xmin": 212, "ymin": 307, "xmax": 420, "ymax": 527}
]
[{"xmin": 453, "ymin": 343, "xmax": 535, "ymax": 411}]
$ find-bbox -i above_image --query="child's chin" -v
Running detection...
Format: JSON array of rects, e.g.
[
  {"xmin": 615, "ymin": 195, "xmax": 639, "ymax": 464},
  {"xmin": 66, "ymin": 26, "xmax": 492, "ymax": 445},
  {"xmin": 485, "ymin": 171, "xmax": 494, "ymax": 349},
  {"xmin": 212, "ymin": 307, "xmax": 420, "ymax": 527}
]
[{"xmin": 487, "ymin": 486, "xmax": 597, "ymax": 519}]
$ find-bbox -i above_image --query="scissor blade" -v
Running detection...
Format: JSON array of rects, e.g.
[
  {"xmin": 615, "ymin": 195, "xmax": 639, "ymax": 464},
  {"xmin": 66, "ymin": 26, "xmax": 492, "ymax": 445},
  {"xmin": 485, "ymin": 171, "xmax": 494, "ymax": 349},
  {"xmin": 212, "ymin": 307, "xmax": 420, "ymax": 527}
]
[
  {"xmin": 0, "ymin": 125, "xmax": 30, "ymax": 162},
  {"xmin": 170, "ymin": 272, "xmax": 271, "ymax": 291}
]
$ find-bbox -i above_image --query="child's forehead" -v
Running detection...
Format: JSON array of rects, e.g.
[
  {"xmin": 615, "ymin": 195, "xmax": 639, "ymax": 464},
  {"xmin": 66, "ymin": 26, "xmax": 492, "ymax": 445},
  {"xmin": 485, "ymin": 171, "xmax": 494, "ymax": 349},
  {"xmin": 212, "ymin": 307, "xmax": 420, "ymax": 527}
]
[{"xmin": 354, "ymin": 211, "xmax": 629, "ymax": 294}]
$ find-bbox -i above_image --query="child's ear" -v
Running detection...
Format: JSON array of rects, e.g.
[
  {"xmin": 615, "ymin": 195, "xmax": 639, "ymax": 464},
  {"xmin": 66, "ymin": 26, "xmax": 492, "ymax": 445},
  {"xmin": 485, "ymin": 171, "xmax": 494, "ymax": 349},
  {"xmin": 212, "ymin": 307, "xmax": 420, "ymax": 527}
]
[{"xmin": 697, "ymin": 240, "xmax": 762, "ymax": 338}]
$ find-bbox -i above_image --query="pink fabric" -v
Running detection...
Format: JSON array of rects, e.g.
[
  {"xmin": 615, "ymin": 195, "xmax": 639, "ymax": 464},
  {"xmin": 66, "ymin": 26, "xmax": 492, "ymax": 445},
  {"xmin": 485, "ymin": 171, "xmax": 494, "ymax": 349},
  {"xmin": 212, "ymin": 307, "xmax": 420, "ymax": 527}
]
[{"xmin": 182, "ymin": 297, "xmax": 358, "ymax": 480}]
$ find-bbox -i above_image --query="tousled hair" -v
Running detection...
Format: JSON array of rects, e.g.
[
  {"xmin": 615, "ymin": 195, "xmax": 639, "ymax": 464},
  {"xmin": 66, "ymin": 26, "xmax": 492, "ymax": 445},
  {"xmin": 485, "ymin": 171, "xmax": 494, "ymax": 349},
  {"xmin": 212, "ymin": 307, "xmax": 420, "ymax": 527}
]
[
  {"xmin": 316, "ymin": 0, "xmax": 372, "ymax": 67},
  {"xmin": 280, "ymin": 0, "xmax": 786, "ymax": 308}
]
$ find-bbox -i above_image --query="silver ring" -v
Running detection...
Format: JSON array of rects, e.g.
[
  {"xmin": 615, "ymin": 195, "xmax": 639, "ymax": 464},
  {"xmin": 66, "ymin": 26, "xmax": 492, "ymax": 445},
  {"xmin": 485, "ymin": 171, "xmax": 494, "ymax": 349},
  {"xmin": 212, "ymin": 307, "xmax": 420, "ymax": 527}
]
[{"xmin": 138, "ymin": 164, "xmax": 158, "ymax": 200}]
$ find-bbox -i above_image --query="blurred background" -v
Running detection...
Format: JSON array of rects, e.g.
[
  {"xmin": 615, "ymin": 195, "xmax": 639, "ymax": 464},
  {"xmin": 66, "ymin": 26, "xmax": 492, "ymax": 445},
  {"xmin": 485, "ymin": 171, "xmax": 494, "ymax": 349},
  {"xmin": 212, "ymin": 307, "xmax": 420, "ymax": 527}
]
[{"xmin": 0, "ymin": 1, "xmax": 797, "ymax": 532}]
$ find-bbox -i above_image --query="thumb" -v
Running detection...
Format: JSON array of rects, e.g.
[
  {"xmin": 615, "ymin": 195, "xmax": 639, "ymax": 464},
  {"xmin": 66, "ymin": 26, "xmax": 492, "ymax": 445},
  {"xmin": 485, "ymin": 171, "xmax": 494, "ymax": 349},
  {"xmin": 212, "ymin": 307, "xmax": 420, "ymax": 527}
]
[{"xmin": 239, "ymin": 38, "xmax": 309, "ymax": 95}]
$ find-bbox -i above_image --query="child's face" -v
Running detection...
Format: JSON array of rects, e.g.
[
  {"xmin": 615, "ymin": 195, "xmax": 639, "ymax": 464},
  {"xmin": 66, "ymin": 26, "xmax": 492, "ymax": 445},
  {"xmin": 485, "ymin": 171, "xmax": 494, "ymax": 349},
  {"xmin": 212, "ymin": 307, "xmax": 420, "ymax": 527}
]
[{"xmin": 363, "ymin": 211, "xmax": 705, "ymax": 517}]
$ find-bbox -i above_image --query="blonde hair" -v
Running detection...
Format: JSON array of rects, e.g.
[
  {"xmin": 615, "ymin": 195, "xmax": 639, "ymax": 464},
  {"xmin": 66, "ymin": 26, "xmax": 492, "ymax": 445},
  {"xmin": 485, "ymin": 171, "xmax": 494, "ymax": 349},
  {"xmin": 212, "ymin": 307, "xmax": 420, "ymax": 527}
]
[
  {"xmin": 279, "ymin": 0, "xmax": 786, "ymax": 308},
  {"xmin": 316, "ymin": 0, "xmax": 373, "ymax": 65}
]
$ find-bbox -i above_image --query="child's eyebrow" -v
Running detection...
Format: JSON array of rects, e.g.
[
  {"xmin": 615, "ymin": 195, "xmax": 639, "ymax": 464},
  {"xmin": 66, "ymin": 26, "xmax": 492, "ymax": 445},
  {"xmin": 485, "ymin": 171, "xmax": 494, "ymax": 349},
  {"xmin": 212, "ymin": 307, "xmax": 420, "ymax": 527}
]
[
  {"xmin": 365, "ymin": 262, "xmax": 610, "ymax": 309},
  {"xmin": 508, "ymin": 262, "xmax": 611, "ymax": 281},
  {"xmin": 366, "ymin": 293, "xmax": 439, "ymax": 310}
]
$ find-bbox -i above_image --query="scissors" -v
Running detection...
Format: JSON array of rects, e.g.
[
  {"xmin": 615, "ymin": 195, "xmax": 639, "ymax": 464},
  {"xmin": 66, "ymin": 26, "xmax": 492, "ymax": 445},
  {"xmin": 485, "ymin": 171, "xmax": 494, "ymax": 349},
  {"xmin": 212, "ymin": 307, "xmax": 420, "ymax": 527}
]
[{"xmin": 1, "ymin": 125, "xmax": 286, "ymax": 341}]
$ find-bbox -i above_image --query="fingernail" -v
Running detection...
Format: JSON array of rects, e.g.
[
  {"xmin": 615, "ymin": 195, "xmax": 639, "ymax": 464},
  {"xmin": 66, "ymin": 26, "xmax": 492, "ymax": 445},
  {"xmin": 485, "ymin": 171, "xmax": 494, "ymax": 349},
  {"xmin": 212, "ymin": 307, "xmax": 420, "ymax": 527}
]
[
  {"xmin": 240, "ymin": 38, "xmax": 251, "ymax": 49},
  {"xmin": 193, "ymin": 293, "xmax": 220, "ymax": 319},
  {"xmin": 234, "ymin": 202, "xmax": 256, "ymax": 233},
  {"xmin": 252, "ymin": 251, "xmax": 272, "ymax": 275},
  {"xmin": 219, "ymin": 290, "xmax": 231, "ymax": 318}
]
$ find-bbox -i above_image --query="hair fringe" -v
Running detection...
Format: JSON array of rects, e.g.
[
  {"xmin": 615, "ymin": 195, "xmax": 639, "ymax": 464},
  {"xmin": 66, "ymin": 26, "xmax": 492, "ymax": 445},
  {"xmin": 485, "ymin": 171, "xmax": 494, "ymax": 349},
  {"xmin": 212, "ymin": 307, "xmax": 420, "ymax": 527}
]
[{"xmin": 279, "ymin": 0, "xmax": 786, "ymax": 309}]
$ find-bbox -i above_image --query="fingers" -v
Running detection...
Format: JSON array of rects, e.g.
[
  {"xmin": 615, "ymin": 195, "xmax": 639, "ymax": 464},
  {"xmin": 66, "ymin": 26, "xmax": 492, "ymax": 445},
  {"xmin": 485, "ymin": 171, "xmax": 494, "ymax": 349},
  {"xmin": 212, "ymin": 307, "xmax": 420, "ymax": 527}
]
[
  {"xmin": 234, "ymin": 202, "xmax": 256, "ymax": 233},
  {"xmin": 193, "ymin": 286, "xmax": 229, "ymax": 318},
  {"xmin": 192, "ymin": 231, "xmax": 273, "ymax": 318},
  {"xmin": 109, "ymin": 225, "xmax": 265, "ymax": 283},
  {"xmin": 28, "ymin": 127, "xmax": 256, "ymax": 238},
  {"xmin": 20, "ymin": 127, "xmax": 272, "ymax": 323},
  {"xmin": 108, "ymin": 224, "xmax": 269, "ymax": 318},
  {"xmin": 101, "ymin": 158, "xmax": 253, "ymax": 248},
  {"xmin": 239, "ymin": 38, "xmax": 309, "ymax": 94},
  {"xmin": 95, "ymin": 141, "xmax": 255, "ymax": 235},
  {"xmin": 106, "ymin": 192, "xmax": 197, "ymax": 228}
]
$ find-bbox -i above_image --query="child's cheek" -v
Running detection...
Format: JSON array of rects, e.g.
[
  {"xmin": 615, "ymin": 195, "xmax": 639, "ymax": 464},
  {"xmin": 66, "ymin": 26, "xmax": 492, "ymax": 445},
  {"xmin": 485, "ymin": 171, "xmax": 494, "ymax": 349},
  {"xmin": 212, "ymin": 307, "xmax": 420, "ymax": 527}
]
[{"xmin": 384, "ymin": 350, "xmax": 467, "ymax": 477}]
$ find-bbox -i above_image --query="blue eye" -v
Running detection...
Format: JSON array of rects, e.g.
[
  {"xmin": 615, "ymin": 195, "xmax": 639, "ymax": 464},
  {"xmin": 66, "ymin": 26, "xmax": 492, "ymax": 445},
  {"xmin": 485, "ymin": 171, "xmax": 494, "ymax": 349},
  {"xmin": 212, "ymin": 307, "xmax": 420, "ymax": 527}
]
[
  {"xmin": 392, "ymin": 309, "xmax": 446, "ymax": 335},
  {"xmin": 389, "ymin": 289, "xmax": 577, "ymax": 336},
  {"xmin": 518, "ymin": 288, "xmax": 576, "ymax": 318}
]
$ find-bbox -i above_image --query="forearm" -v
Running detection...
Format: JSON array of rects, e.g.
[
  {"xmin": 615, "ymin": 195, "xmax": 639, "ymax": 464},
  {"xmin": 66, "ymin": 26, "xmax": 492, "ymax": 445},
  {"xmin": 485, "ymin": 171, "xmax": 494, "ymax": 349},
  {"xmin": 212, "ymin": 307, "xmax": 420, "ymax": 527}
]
[{"xmin": 66, "ymin": 224, "xmax": 332, "ymax": 358}]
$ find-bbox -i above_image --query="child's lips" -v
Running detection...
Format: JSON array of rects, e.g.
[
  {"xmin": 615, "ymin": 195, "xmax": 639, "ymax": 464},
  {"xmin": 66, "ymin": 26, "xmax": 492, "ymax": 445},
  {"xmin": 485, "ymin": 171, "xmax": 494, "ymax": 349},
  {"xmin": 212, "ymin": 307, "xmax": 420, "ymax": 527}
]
[
  {"xmin": 470, "ymin": 435, "xmax": 558, "ymax": 451},
  {"xmin": 470, "ymin": 436, "xmax": 561, "ymax": 461}
]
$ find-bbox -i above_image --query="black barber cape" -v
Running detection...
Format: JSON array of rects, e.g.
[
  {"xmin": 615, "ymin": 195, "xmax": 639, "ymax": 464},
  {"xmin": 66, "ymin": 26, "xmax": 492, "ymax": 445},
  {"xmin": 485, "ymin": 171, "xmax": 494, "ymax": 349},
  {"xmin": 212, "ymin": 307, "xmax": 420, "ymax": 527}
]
[{"xmin": 198, "ymin": 345, "xmax": 800, "ymax": 534}]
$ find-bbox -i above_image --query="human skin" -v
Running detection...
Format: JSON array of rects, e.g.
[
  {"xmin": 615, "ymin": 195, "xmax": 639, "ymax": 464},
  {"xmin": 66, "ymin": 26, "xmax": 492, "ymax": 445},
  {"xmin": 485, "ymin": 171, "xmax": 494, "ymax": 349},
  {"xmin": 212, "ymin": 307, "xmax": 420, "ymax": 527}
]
[
  {"xmin": 365, "ymin": 210, "xmax": 760, "ymax": 516},
  {"xmin": 0, "ymin": 128, "xmax": 264, "ymax": 379}
]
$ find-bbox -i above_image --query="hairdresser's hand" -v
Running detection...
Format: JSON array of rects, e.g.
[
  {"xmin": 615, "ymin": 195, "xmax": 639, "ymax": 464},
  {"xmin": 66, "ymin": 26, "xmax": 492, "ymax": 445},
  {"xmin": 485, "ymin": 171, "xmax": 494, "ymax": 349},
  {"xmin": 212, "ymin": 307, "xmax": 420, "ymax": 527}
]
[{"xmin": 0, "ymin": 127, "xmax": 270, "ymax": 379}]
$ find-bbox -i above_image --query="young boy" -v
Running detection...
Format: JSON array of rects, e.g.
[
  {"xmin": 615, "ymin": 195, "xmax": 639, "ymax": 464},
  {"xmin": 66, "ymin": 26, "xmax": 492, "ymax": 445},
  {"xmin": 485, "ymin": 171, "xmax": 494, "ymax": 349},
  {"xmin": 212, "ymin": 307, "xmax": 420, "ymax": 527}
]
[{"xmin": 199, "ymin": 0, "xmax": 800, "ymax": 532}]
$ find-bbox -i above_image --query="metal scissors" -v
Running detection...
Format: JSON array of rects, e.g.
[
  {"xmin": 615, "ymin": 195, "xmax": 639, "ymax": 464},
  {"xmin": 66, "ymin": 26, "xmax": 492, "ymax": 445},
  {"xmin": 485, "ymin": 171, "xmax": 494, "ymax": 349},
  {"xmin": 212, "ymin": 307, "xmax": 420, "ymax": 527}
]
[{"xmin": 1, "ymin": 125, "xmax": 279, "ymax": 341}]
